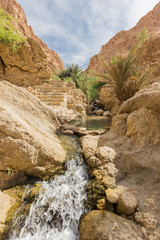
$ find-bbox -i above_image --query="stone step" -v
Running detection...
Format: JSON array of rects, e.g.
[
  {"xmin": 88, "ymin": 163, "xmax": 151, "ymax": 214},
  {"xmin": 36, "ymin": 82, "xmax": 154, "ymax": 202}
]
[
  {"xmin": 40, "ymin": 84, "xmax": 64, "ymax": 88},
  {"xmin": 38, "ymin": 90, "xmax": 65, "ymax": 94},
  {"xmin": 45, "ymin": 102, "xmax": 62, "ymax": 106},
  {"xmin": 39, "ymin": 87, "xmax": 64, "ymax": 91},
  {"xmin": 49, "ymin": 79, "xmax": 63, "ymax": 82},
  {"xmin": 39, "ymin": 98, "xmax": 64, "ymax": 102},
  {"xmin": 36, "ymin": 94, "xmax": 64, "ymax": 98}
]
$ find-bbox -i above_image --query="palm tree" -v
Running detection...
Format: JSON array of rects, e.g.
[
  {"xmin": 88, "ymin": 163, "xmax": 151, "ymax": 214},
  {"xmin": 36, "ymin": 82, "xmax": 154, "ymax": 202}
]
[{"xmin": 95, "ymin": 38, "xmax": 148, "ymax": 102}]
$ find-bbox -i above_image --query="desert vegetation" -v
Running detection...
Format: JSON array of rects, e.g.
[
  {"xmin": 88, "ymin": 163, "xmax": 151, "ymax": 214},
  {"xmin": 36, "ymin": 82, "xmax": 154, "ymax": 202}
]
[
  {"xmin": 0, "ymin": 8, "xmax": 26, "ymax": 50},
  {"xmin": 57, "ymin": 28, "xmax": 149, "ymax": 104},
  {"xmin": 58, "ymin": 63, "xmax": 104, "ymax": 102},
  {"xmin": 94, "ymin": 27, "xmax": 149, "ymax": 102}
]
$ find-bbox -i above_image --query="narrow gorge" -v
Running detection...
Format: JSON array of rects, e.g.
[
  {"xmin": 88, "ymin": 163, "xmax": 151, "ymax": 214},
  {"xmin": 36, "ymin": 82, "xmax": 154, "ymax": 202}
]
[{"xmin": 0, "ymin": 1, "xmax": 160, "ymax": 240}]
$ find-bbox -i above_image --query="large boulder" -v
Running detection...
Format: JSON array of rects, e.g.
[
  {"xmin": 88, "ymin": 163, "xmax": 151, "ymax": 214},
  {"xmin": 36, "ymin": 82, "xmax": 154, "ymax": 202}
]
[
  {"xmin": 79, "ymin": 210, "xmax": 143, "ymax": 240},
  {"xmin": 80, "ymin": 135, "xmax": 99, "ymax": 160},
  {"xmin": 100, "ymin": 85, "xmax": 120, "ymax": 115},
  {"xmin": 117, "ymin": 191, "xmax": 138, "ymax": 215},
  {"xmin": 0, "ymin": 81, "xmax": 66, "ymax": 179}
]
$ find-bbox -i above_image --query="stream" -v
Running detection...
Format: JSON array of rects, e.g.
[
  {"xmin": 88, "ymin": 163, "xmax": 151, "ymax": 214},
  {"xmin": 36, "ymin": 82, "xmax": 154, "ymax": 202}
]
[{"xmin": 9, "ymin": 116, "xmax": 111, "ymax": 240}]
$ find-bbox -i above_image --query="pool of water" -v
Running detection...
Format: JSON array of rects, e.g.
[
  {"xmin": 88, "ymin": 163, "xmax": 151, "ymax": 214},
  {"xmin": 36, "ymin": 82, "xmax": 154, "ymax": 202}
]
[{"xmin": 69, "ymin": 116, "xmax": 112, "ymax": 131}]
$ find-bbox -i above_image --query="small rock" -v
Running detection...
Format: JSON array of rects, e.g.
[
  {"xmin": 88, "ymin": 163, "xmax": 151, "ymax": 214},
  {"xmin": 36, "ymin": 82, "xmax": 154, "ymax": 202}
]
[
  {"xmin": 105, "ymin": 185, "xmax": 126, "ymax": 204},
  {"xmin": 103, "ymin": 111, "xmax": 111, "ymax": 116},
  {"xmin": 117, "ymin": 191, "xmax": 138, "ymax": 215},
  {"xmin": 87, "ymin": 156, "xmax": 101, "ymax": 168},
  {"xmin": 103, "ymin": 162, "xmax": 118, "ymax": 178},
  {"xmin": 97, "ymin": 198, "xmax": 107, "ymax": 210},
  {"xmin": 95, "ymin": 99, "xmax": 101, "ymax": 104},
  {"xmin": 134, "ymin": 212, "xmax": 157, "ymax": 230},
  {"xmin": 87, "ymin": 130, "xmax": 101, "ymax": 135},
  {"xmin": 94, "ymin": 109, "xmax": 104, "ymax": 116},
  {"xmin": 101, "ymin": 175, "xmax": 116, "ymax": 188},
  {"xmin": 96, "ymin": 146, "xmax": 116, "ymax": 163},
  {"xmin": 62, "ymin": 130, "xmax": 74, "ymax": 135}
]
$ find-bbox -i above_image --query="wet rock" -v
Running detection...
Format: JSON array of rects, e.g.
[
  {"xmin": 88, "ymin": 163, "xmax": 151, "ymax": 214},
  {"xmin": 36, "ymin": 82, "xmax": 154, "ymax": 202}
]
[
  {"xmin": 94, "ymin": 109, "xmax": 104, "ymax": 116},
  {"xmin": 87, "ymin": 156, "xmax": 101, "ymax": 168},
  {"xmin": 96, "ymin": 146, "xmax": 116, "ymax": 163},
  {"xmin": 134, "ymin": 212, "xmax": 157, "ymax": 230},
  {"xmin": 80, "ymin": 135, "xmax": 99, "ymax": 159},
  {"xmin": 0, "ymin": 191, "xmax": 17, "ymax": 238},
  {"xmin": 0, "ymin": 171, "xmax": 27, "ymax": 190},
  {"xmin": 117, "ymin": 191, "xmax": 138, "ymax": 215},
  {"xmin": 87, "ymin": 130, "xmax": 101, "ymax": 135},
  {"xmin": 61, "ymin": 124, "xmax": 87, "ymax": 135},
  {"xmin": 62, "ymin": 130, "xmax": 74, "ymax": 135},
  {"xmin": 92, "ymin": 169, "xmax": 116, "ymax": 189},
  {"xmin": 96, "ymin": 198, "xmax": 107, "ymax": 210},
  {"xmin": 102, "ymin": 162, "xmax": 118, "ymax": 178},
  {"xmin": 79, "ymin": 210, "xmax": 143, "ymax": 240},
  {"xmin": 105, "ymin": 185, "xmax": 126, "ymax": 204}
]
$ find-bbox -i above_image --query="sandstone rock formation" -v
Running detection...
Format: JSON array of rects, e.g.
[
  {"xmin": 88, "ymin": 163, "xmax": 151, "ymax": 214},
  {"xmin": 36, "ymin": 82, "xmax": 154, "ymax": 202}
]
[
  {"xmin": 0, "ymin": 0, "xmax": 64, "ymax": 86},
  {"xmin": 0, "ymin": 81, "xmax": 66, "ymax": 179},
  {"xmin": 86, "ymin": 2, "xmax": 160, "ymax": 74},
  {"xmin": 80, "ymin": 82, "xmax": 160, "ymax": 238},
  {"xmin": 97, "ymin": 82, "xmax": 160, "ymax": 236},
  {"xmin": 79, "ymin": 210, "xmax": 143, "ymax": 240}
]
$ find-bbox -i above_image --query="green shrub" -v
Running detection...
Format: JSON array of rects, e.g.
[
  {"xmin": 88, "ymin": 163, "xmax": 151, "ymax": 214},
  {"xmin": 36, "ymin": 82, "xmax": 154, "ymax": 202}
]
[
  {"xmin": 0, "ymin": 8, "xmax": 26, "ymax": 50},
  {"xmin": 52, "ymin": 73, "xmax": 61, "ymax": 80},
  {"xmin": 77, "ymin": 73, "xmax": 105, "ymax": 102}
]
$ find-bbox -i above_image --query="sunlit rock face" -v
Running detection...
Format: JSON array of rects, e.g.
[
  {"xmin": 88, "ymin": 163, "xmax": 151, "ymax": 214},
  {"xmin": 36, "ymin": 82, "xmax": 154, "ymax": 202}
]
[
  {"xmin": 0, "ymin": 0, "xmax": 64, "ymax": 87},
  {"xmin": 0, "ymin": 81, "xmax": 66, "ymax": 178},
  {"xmin": 86, "ymin": 2, "xmax": 160, "ymax": 74}
]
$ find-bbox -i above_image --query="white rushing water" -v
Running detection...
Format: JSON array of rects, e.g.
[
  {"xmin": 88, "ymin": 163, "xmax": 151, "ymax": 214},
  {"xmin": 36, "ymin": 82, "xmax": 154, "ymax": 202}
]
[{"xmin": 11, "ymin": 156, "xmax": 88, "ymax": 240}]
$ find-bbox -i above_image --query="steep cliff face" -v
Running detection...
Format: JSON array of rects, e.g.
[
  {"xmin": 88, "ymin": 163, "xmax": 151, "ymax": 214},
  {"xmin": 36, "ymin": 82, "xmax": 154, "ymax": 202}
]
[
  {"xmin": 86, "ymin": 2, "xmax": 160, "ymax": 74},
  {"xmin": 0, "ymin": 0, "xmax": 64, "ymax": 86}
]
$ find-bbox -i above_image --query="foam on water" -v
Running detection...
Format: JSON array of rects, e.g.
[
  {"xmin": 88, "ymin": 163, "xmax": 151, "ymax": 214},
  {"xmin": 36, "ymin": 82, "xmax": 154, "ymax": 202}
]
[{"xmin": 11, "ymin": 156, "xmax": 88, "ymax": 240}]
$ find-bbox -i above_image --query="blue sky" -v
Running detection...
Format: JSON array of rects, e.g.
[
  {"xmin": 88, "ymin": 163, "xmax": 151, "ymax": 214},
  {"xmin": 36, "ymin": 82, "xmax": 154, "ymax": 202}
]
[{"xmin": 17, "ymin": 0, "xmax": 159, "ymax": 69}]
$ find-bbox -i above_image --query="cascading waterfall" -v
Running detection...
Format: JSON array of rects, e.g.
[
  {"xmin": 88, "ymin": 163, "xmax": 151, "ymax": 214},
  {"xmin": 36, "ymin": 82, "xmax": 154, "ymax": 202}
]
[{"xmin": 11, "ymin": 154, "xmax": 88, "ymax": 240}]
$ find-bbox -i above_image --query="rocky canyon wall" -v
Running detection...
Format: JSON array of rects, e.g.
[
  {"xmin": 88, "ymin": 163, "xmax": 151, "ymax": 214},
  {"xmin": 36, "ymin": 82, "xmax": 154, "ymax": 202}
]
[
  {"xmin": 0, "ymin": 0, "xmax": 64, "ymax": 86},
  {"xmin": 86, "ymin": 2, "xmax": 160, "ymax": 75}
]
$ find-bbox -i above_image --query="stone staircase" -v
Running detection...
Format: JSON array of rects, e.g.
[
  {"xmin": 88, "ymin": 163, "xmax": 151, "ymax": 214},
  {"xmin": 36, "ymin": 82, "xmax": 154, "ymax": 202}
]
[{"xmin": 33, "ymin": 80, "xmax": 67, "ymax": 108}]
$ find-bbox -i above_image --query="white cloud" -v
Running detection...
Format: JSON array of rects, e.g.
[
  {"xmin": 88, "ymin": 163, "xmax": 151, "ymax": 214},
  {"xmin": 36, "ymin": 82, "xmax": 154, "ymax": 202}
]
[{"xmin": 17, "ymin": 0, "xmax": 159, "ymax": 69}]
